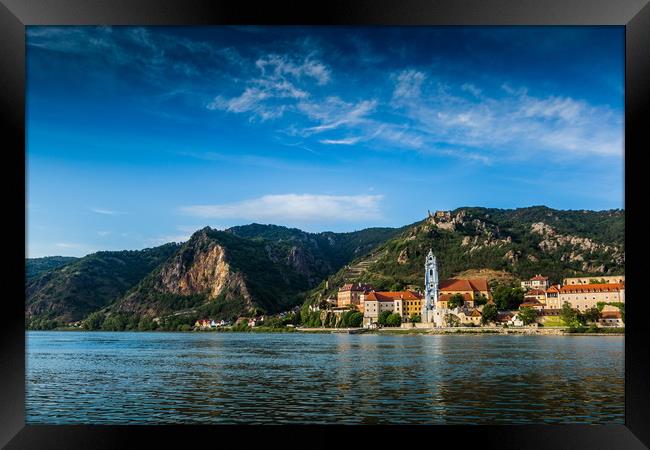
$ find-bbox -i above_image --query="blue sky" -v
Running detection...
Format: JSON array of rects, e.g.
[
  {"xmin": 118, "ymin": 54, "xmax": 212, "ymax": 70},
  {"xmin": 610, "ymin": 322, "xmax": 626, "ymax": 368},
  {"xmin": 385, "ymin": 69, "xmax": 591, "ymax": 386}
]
[{"xmin": 26, "ymin": 26, "xmax": 624, "ymax": 258}]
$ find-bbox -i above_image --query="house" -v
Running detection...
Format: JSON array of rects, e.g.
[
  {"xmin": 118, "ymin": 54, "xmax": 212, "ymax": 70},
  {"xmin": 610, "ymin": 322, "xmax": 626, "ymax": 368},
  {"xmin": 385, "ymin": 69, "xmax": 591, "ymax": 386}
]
[
  {"xmin": 457, "ymin": 308, "xmax": 482, "ymax": 326},
  {"xmin": 598, "ymin": 310, "xmax": 623, "ymax": 327},
  {"xmin": 526, "ymin": 289, "xmax": 547, "ymax": 302},
  {"xmin": 521, "ymin": 274, "xmax": 550, "ymax": 291},
  {"xmin": 507, "ymin": 313, "xmax": 524, "ymax": 327},
  {"xmin": 520, "ymin": 298, "xmax": 545, "ymax": 310},
  {"xmin": 497, "ymin": 311, "xmax": 515, "ymax": 324},
  {"xmin": 194, "ymin": 319, "xmax": 211, "ymax": 329}
]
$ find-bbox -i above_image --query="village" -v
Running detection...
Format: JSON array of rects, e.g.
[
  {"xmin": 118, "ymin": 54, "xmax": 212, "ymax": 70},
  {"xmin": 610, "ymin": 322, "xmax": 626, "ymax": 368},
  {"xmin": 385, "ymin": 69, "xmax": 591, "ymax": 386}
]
[{"xmin": 193, "ymin": 249, "xmax": 625, "ymax": 332}]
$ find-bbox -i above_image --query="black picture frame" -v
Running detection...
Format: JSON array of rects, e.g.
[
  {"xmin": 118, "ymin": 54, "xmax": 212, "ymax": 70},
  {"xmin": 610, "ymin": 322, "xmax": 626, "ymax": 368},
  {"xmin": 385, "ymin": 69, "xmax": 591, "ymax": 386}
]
[{"xmin": 1, "ymin": 1, "xmax": 648, "ymax": 448}]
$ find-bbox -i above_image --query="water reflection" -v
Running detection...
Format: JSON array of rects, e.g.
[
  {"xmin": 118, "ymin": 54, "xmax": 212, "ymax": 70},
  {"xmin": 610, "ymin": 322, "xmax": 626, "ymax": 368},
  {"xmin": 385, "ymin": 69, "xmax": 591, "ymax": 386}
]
[{"xmin": 26, "ymin": 332, "xmax": 624, "ymax": 424}]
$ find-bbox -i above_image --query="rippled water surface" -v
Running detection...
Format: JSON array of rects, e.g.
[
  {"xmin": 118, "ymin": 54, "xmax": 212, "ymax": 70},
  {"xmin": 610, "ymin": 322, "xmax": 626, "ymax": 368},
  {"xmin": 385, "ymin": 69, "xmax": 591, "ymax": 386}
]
[{"xmin": 26, "ymin": 331, "xmax": 624, "ymax": 424}]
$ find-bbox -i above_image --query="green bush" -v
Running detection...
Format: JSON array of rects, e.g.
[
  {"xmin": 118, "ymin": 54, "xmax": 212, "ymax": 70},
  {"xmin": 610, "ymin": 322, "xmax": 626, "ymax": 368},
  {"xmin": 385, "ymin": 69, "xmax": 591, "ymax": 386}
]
[
  {"xmin": 386, "ymin": 313, "xmax": 402, "ymax": 327},
  {"xmin": 83, "ymin": 312, "xmax": 105, "ymax": 330},
  {"xmin": 378, "ymin": 310, "xmax": 392, "ymax": 326}
]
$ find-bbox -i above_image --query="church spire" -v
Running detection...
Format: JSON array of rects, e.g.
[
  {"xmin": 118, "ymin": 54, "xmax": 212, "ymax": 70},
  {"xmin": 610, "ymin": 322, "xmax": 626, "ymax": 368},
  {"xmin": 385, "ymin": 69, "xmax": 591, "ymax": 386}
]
[{"xmin": 423, "ymin": 249, "xmax": 439, "ymax": 321}]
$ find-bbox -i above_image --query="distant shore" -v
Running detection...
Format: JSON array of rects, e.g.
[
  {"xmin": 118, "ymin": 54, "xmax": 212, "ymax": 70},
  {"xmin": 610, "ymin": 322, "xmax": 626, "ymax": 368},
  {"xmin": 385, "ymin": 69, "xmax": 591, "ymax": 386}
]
[{"xmin": 35, "ymin": 326, "xmax": 624, "ymax": 336}]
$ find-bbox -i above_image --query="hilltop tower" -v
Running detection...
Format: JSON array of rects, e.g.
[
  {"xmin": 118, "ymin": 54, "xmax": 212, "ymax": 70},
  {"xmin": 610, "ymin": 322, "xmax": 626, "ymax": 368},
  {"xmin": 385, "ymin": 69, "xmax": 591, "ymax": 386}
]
[{"xmin": 423, "ymin": 249, "xmax": 439, "ymax": 323}]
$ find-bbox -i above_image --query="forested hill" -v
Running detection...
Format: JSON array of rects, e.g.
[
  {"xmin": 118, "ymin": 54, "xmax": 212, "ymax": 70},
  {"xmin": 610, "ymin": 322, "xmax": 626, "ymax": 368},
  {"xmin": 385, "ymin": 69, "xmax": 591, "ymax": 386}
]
[
  {"xmin": 26, "ymin": 256, "xmax": 78, "ymax": 282},
  {"xmin": 26, "ymin": 244, "xmax": 180, "ymax": 326},
  {"xmin": 307, "ymin": 206, "xmax": 625, "ymax": 304}
]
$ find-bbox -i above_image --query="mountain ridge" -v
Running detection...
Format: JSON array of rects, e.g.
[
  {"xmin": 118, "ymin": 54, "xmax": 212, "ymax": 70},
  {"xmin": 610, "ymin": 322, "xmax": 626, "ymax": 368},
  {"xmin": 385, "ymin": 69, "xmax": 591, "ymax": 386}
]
[{"xmin": 25, "ymin": 206, "xmax": 624, "ymax": 328}]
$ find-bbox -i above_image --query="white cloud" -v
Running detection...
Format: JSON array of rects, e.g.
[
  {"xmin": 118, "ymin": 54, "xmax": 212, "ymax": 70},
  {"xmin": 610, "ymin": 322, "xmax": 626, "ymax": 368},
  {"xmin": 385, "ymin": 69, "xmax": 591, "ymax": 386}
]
[
  {"xmin": 207, "ymin": 52, "xmax": 331, "ymax": 121},
  {"xmin": 255, "ymin": 54, "xmax": 331, "ymax": 85},
  {"xmin": 390, "ymin": 78, "xmax": 623, "ymax": 160},
  {"xmin": 393, "ymin": 70, "xmax": 427, "ymax": 99},
  {"xmin": 299, "ymin": 97, "xmax": 377, "ymax": 134},
  {"xmin": 180, "ymin": 194, "xmax": 384, "ymax": 222},
  {"xmin": 319, "ymin": 137, "xmax": 363, "ymax": 145},
  {"xmin": 97, "ymin": 231, "xmax": 112, "ymax": 237},
  {"xmin": 91, "ymin": 208, "xmax": 125, "ymax": 215}
]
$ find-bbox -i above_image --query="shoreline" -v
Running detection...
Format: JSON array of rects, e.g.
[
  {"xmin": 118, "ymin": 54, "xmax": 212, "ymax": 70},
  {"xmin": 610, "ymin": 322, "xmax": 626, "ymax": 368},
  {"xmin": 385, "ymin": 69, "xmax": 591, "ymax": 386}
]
[{"xmin": 31, "ymin": 327, "xmax": 625, "ymax": 336}]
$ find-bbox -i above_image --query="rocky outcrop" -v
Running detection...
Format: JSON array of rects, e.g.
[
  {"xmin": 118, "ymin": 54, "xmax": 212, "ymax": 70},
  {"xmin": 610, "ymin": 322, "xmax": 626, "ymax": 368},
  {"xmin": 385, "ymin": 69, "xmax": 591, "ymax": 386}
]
[
  {"xmin": 156, "ymin": 234, "xmax": 251, "ymax": 301},
  {"xmin": 531, "ymin": 222, "xmax": 624, "ymax": 266},
  {"xmin": 397, "ymin": 248, "xmax": 409, "ymax": 264}
]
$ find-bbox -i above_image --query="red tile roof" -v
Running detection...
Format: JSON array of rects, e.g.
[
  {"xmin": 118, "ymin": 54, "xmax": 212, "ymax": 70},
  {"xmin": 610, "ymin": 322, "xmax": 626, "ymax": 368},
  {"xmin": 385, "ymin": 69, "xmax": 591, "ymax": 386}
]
[
  {"xmin": 439, "ymin": 278, "xmax": 489, "ymax": 292},
  {"xmin": 560, "ymin": 283, "xmax": 624, "ymax": 293},
  {"xmin": 601, "ymin": 311, "xmax": 622, "ymax": 319},
  {"xmin": 531, "ymin": 275, "xmax": 548, "ymax": 281},
  {"xmin": 528, "ymin": 289, "xmax": 547, "ymax": 296},
  {"xmin": 366, "ymin": 290, "xmax": 422, "ymax": 302}
]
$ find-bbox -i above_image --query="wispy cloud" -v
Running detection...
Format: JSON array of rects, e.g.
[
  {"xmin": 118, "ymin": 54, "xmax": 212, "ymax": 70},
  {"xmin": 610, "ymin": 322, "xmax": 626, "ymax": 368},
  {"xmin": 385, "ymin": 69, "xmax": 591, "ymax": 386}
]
[
  {"xmin": 207, "ymin": 52, "xmax": 331, "ymax": 121},
  {"xmin": 319, "ymin": 137, "xmax": 363, "ymax": 145},
  {"xmin": 90, "ymin": 208, "xmax": 126, "ymax": 215},
  {"xmin": 180, "ymin": 194, "xmax": 384, "ymax": 222},
  {"xmin": 298, "ymin": 98, "xmax": 377, "ymax": 134}
]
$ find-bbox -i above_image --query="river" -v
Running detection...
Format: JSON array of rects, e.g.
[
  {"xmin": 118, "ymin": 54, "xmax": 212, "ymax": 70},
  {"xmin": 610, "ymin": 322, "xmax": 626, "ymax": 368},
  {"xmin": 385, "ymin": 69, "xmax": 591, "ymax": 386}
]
[{"xmin": 26, "ymin": 331, "xmax": 624, "ymax": 424}]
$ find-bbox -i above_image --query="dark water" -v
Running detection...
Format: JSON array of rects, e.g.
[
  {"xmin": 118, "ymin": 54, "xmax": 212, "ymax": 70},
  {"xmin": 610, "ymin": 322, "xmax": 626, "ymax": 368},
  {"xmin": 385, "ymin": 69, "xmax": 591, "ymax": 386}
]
[{"xmin": 26, "ymin": 331, "xmax": 624, "ymax": 424}]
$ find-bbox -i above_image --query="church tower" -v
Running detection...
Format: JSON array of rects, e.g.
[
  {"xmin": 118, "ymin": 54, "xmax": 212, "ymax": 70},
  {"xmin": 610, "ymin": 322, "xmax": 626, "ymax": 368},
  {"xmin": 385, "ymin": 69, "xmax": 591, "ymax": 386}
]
[{"xmin": 423, "ymin": 249, "xmax": 439, "ymax": 322}]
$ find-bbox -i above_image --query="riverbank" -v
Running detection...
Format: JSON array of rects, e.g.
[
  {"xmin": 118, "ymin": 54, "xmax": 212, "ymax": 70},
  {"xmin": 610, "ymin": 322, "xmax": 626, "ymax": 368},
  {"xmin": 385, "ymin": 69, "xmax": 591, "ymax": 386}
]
[{"xmin": 35, "ymin": 326, "xmax": 624, "ymax": 335}]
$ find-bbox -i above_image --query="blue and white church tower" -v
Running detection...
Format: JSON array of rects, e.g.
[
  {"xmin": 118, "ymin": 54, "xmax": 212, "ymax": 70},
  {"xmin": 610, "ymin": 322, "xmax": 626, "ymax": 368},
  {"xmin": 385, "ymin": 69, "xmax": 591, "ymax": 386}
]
[{"xmin": 423, "ymin": 249, "xmax": 439, "ymax": 323}]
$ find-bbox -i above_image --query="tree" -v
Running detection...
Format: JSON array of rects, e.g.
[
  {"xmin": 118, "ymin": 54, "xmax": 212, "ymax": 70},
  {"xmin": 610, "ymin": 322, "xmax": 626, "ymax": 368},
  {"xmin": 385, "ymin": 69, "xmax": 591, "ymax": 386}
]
[
  {"xmin": 583, "ymin": 307, "xmax": 602, "ymax": 323},
  {"xmin": 386, "ymin": 313, "xmax": 402, "ymax": 327},
  {"xmin": 348, "ymin": 312, "xmax": 363, "ymax": 328},
  {"xmin": 378, "ymin": 310, "xmax": 392, "ymax": 326},
  {"xmin": 448, "ymin": 293, "xmax": 465, "ymax": 309},
  {"xmin": 409, "ymin": 314, "xmax": 421, "ymax": 323},
  {"xmin": 518, "ymin": 307, "xmax": 538, "ymax": 325},
  {"xmin": 474, "ymin": 294, "xmax": 488, "ymax": 306},
  {"xmin": 481, "ymin": 303, "xmax": 498, "ymax": 325},
  {"xmin": 83, "ymin": 312, "xmax": 104, "ymax": 330},
  {"xmin": 559, "ymin": 302, "xmax": 583, "ymax": 328},
  {"xmin": 445, "ymin": 313, "xmax": 460, "ymax": 327},
  {"xmin": 138, "ymin": 316, "xmax": 157, "ymax": 331},
  {"xmin": 493, "ymin": 285, "xmax": 525, "ymax": 310}
]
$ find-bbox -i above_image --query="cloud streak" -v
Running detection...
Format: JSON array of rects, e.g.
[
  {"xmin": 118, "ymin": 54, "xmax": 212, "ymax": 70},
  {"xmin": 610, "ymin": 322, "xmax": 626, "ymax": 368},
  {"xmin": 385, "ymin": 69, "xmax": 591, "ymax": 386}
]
[
  {"xmin": 91, "ymin": 208, "xmax": 126, "ymax": 215},
  {"xmin": 180, "ymin": 194, "xmax": 384, "ymax": 222}
]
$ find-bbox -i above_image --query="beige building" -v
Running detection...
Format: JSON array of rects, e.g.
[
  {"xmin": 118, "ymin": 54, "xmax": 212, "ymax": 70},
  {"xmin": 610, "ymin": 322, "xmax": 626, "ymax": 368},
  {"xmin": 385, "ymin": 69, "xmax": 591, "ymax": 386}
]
[
  {"xmin": 545, "ymin": 283, "xmax": 625, "ymax": 311},
  {"xmin": 562, "ymin": 275, "xmax": 625, "ymax": 286},
  {"xmin": 436, "ymin": 278, "xmax": 491, "ymax": 309},
  {"xmin": 337, "ymin": 283, "xmax": 374, "ymax": 312},
  {"xmin": 521, "ymin": 274, "xmax": 550, "ymax": 291},
  {"xmin": 362, "ymin": 290, "xmax": 423, "ymax": 325},
  {"xmin": 457, "ymin": 308, "xmax": 482, "ymax": 326}
]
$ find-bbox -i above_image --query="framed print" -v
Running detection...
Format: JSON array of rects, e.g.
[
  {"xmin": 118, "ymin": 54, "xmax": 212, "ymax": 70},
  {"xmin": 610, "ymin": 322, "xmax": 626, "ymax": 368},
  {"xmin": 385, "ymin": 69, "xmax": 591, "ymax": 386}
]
[{"xmin": 1, "ymin": 0, "xmax": 649, "ymax": 448}]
